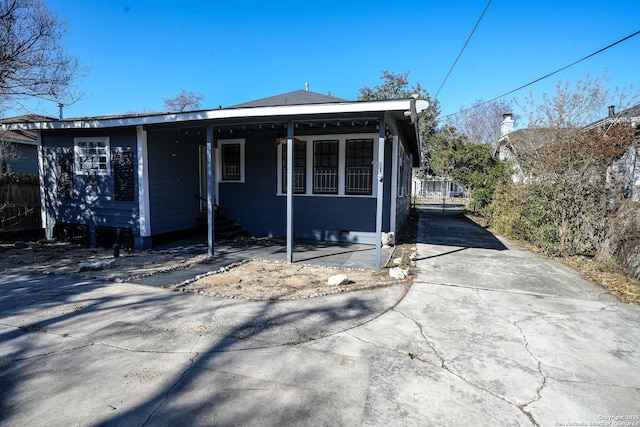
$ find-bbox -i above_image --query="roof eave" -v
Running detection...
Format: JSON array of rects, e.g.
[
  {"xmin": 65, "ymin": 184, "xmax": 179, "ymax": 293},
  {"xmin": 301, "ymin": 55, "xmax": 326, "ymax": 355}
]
[{"xmin": 4, "ymin": 99, "xmax": 416, "ymax": 131}]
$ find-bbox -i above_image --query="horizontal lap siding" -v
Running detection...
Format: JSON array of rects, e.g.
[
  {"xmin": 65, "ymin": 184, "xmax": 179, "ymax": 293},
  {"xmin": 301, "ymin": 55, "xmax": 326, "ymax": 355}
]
[
  {"xmin": 218, "ymin": 136, "xmax": 377, "ymax": 242},
  {"xmin": 293, "ymin": 196, "xmax": 376, "ymax": 242},
  {"xmin": 147, "ymin": 130, "xmax": 204, "ymax": 235},
  {"xmin": 7, "ymin": 145, "xmax": 38, "ymax": 174},
  {"xmin": 42, "ymin": 129, "xmax": 140, "ymax": 234},
  {"xmin": 396, "ymin": 195, "xmax": 411, "ymax": 228},
  {"xmin": 218, "ymin": 135, "xmax": 284, "ymax": 236}
]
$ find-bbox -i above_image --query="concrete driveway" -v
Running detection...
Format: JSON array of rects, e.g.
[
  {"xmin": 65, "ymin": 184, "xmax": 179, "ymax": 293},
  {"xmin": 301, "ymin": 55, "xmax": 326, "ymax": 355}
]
[{"xmin": 1, "ymin": 207, "xmax": 639, "ymax": 426}]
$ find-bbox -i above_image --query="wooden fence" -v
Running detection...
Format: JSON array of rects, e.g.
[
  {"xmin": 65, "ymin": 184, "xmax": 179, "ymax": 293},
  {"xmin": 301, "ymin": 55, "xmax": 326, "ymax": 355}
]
[{"xmin": 0, "ymin": 174, "xmax": 41, "ymax": 232}]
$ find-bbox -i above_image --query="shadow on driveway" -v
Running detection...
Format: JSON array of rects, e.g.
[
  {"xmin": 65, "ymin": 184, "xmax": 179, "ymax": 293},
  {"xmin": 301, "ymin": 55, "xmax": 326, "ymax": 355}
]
[{"xmin": 417, "ymin": 206, "xmax": 507, "ymax": 251}]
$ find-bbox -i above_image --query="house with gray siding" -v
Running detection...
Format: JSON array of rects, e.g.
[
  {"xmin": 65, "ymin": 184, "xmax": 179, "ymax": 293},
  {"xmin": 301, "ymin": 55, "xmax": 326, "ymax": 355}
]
[
  {"xmin": 0, "ymin": 115, "xmax": 51, "ymax": 174},
  {"xmin": 3, "ymin": 90, "xmax": 423, "ymax": 266}
]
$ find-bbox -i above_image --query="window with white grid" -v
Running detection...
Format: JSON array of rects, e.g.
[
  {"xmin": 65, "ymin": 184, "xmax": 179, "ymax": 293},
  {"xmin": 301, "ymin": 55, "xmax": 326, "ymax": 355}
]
[
  {"xmin": 313, "ymin": 140, "xmax": 338, "ymax": 194},
  {"xmin": 345, "ymin": 138, "xmax": 373, "ymax": 195},
  {"xmin": 74, "ymin": 137, "xmax": 110, "ymax": 175}
]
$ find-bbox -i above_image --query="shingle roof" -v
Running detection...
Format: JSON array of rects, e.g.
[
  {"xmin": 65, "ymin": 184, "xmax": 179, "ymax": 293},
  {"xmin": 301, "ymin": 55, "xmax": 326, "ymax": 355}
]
[
  {"xmin": 0, "ymin": 114, "xmax": 55, "ymax": 143},
  {"xmin": 620, "ymin": 103, "xmax": 640, "ymax": 118},
  {"xmin": 229, "ymin": 90, "xmax": 349, "ymax": 108}
]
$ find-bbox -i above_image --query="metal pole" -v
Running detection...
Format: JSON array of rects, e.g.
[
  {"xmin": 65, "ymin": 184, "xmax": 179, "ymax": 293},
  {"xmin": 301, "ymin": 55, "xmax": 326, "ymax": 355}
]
[
  {"xmin": 206, "ymin": 125, "xmax": 215, "ymax": 256},
  {"xmin": 286, "ymin": 121, "xmax": 294, "ymax": 263},
  {"xmin": 375, "ymin": 116, "xmax": 386, "ymax": 269}
]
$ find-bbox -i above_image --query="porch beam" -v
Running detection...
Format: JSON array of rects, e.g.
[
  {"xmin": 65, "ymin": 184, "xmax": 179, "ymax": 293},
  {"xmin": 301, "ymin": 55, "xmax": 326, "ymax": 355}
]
[
  {"xmin": 286, "ymin": 120, "xmax": 294, "ymax": 263},
  {"xmin": 375, "ymin": 116, "xmax": 386, "ymax": 269},
  {"xmin": 206, "ymin": 125, "xmax": 215, "ymax": 256}
]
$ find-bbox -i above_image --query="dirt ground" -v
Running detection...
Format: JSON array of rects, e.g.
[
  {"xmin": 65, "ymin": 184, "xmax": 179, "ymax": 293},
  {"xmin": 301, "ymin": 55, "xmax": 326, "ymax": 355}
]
[
  {"xmin": 171, "ymin": 259, "xmax": 404, "ymax": 300},
  {"xmin": 0, "ymin": 240, "xmax": 414, "ymax": 301},
  {"xmin": 0, "ymin": 211, "xmax": 419, "ymax": 301}
]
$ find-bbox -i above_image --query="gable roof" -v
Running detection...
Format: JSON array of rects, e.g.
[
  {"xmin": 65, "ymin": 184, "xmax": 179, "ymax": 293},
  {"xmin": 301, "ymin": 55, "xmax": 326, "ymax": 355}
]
[
  {"xmin": 0, "ymin": 114, "xmax": 55, "ymax": 144},
  {"xmin": 618, "ymin": 104, "xmax": 640, "ymax": 119},
  {"xmin": 585, "ymin": 103, "xmax": 640, "ymax": 130},
  {"xmin": 229, "ymin": 90, "xmax": 348, "ymax": 108}
]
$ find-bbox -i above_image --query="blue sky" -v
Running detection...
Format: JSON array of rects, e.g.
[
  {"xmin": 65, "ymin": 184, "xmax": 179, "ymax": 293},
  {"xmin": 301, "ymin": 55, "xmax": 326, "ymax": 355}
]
[{"xmin": 11, "ymin": 0, "xmax": 640, "ymax": 124}]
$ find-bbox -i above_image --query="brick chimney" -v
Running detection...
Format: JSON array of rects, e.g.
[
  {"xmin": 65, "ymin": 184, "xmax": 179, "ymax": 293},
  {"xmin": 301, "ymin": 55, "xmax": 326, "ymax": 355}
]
[{"xmin": 608, "ymin": 105, "xmax": 615, "ymax": 118}]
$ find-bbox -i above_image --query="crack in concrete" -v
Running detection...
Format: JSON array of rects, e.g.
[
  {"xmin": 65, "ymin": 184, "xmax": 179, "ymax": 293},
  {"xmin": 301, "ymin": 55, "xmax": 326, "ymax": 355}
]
[
  {"xmin": 0, "ymin": 342, "xmax": 94, "ymax": 363},
  {"xmin": 342, "ymin": 330, "xmax": 438, "ymax": 366},
  {"xmin": 475, "ymin": 289, "xmax": 545, "ymax": 427},
  {"xmin": 393, "ymin": 307, "xmax": 539, "ymax": 426},
  {"xmin": 545, "ymin": 376, "xmax": 640, "ymax": 390},
  {"xmin": 142, "ymin": 352, "xmax": 200, "ymax": 426}
]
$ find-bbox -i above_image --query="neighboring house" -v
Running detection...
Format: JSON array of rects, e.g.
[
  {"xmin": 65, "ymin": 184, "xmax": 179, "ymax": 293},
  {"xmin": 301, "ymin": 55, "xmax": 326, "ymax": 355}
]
[
  {"xmin": 3, "ymin": 90, "xmax": 422, "ymax": 266},
  {"xmin": 586, "ymin": 104, "xmax": 640, "ymax": 201},
  {"xmin": 498, "ymin": 106, "xmax": 640, "ymax": 198},
  {"xmin": 412, "ymin": 175, "xmax": 466, "ymax": 198},
  {"xmin": 0, "ymin": 115, "xmax": 54, "ymax": 174}
]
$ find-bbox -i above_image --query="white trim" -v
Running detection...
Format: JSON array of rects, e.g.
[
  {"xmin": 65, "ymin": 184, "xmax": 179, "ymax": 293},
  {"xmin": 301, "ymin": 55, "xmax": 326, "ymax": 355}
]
[
  {"xmin": 136, "ymin": 126, "xmax": 151, "ymax": 237},
  {"xmin": 337, "ymin": 138, "xmax": 346, "ymax": 195},
  {"xmin": 6, "ymin": 99, "xmax": 416, "ymax": 130},
  {"xmin": 286, "ymin": 121, "xmax": 294, "ymax": 263},
  {"xmin": 390, "ymin": 135, "xmax": 399, "ymax": 236},
  {"xmin": 216, "ymin": 138, "xmax": 246, "ymax": 183},
  {"xmin": 375, "ymin": 120, "xmax": 386, "ymax": 269},
  {"xmin": 276, "ymin": 132, "xmax": 378, "ymax": 197},
  {"xmin": 0, "ymin": 138, "xmax": 38, "ymax": 146},
  {"xmin": 73, "ymin": 136, "xmax": 111, "ymax": 175},
  {"xmin": 36, "ymin": 130, "xmax": 53, "ymax": 239}
]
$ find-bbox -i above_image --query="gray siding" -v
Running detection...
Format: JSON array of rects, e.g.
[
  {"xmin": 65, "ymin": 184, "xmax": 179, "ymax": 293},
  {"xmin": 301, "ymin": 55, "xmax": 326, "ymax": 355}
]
[
  {"xmin": 42, "ymin": 129, "xmax": 140, "ymax": 238},
  {"xmin": 396, "ymin": 194, "xmax": 411, "ymax": 229},
  {"xmin": 7, "ymin": 144, "xmax": 38, "ymax": 174},
  {"xmin": 147, "ymin": 130, "xmax": 204, "ymax": 235},
  {"xmin": 218, "ymin": 135, "xmax": 384, "ymax": 244}
]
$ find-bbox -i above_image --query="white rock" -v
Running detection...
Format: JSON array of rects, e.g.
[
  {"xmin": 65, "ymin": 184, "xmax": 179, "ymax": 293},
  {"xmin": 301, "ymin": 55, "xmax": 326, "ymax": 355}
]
[
  {"xmin": 381, "ymin": 232, "xmax": 395, "ymax": 247},
  {"xmin": 393, "ymin": 257, "xmax": 403, "ymax": 266},
  {"xmin": 78, "ymin": 258, "xmax": 117, "ymax": 272},
  {"xmin": 327, "ymin": 274, "xmax": 349, "ymax": 286},
  {"xmin": 389, "ymin": 267, "xmax": 409, "ymax": 280}
]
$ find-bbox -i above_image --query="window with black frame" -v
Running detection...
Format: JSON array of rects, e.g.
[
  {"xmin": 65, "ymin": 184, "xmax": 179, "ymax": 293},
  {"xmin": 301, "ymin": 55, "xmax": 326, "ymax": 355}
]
[
  {"xmin": 313, "ymin": 140, "xmax": 338, "ymax": 194},
  {"xmin": 281, "ymin": 141, "xmax": 306, "ymax": 194},
  {"xmin": 221, "ymin": 143, "xmax": 241, "ymax": 180},
  {"xmin": 345, "ymin": 138, "xmax": 373, "ymax": 195}
]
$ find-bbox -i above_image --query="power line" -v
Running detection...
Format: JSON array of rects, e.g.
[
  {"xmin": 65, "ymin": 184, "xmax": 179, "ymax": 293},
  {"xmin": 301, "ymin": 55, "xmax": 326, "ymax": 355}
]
[
  {"xmin": 433, "ymin": 0, "xmax": 493, "ymax": 101},
  {"xmin": 441, "ymin": 29, "xmax": 640, "ymax": 120}
]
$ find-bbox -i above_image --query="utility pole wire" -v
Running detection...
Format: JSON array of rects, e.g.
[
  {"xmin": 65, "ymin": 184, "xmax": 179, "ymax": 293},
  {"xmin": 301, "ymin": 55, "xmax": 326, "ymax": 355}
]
[
  {"xmin": 433, "ymin": 0, "xmax": 493, "ymax": 101},
  {"xmin": 441, "ymin": 29, "xmax": 640, "ymax": 120}
]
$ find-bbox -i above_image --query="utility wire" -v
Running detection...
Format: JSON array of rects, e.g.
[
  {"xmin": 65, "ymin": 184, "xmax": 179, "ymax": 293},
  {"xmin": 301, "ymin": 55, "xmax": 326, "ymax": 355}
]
[
  {"xmin": 433, "ymin": 0, "xmax": 492, "ymax": 101},
  {"xmin": 441, "ymin": 29, "xmax": 640, "ymax": 120}
]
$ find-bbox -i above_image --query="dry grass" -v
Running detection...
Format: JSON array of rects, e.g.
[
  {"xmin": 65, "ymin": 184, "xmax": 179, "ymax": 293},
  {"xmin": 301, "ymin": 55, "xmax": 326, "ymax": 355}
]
[{"xmin": 561, "ymin": 256, "xmax": 640, "ymax": 305}]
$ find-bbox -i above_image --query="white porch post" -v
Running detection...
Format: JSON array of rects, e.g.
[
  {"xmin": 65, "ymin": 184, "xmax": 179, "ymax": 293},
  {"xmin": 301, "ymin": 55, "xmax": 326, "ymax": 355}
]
[
  {"xmin": 36, "ymin": 130, "xmax": 53, "ymax": 240},
  {"xmin": 136, "ymin": 126, "xmax": 152, "ymax": 248},
  {"xmin": 375, "ymin": 116, "xmax": 386, "ymax": 269},
  {"xmin": 390, "ymin": 135, "xmax": 399, "ymax": 238},
  {"xmin": 286, "ymin": 121, "xmax": 294, "ymax": 263},
  {"xmin": 207, "ymin": 125, "xmax": 215, "ymax": 256}
]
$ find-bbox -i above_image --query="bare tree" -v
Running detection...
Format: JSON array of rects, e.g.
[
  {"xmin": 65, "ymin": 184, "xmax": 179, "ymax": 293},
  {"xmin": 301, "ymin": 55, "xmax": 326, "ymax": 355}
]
[
  {"xmin": 492, "ymin": 74, "xmax": 639, "ymax": 257},
  {"xmin": 0, "ymin": 139, "xmax": 18, "ymax": 173},
  {"xmin": 447, "ymin": 98, "xmax": 517, "ymax": 146},
  {"xmin": 0, "ymin": 0, "xmax": 84, "ymax": 116},
  {"xmin": 163, "ymin": 89, "xmax": 205, "ymax": 112}
]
